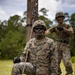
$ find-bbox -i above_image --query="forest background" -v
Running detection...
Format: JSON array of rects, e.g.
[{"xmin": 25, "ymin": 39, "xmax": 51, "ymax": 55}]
[{"xmin": 0, "ymin": 8, "xmax": 75, "ymax": 61}]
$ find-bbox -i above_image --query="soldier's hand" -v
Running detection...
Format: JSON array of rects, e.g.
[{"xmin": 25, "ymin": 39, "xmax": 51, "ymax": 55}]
[
  {"xmin": 13, "ymin": 57, "xmax": 21, "ymax": 64},
  {"xmin": 57, "ymin": 26, "xmax": 63, "ymax": 31},
  {"xmin": 45, "ymin": 29, "xmax": 50, "ymax": 35}
]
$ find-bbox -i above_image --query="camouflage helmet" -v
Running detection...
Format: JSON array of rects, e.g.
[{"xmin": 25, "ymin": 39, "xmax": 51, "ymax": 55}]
[
  {"xmin": 32, "ymin": 20, "xmax": 47, "ymax": 31},
  {"xmin": 55, "ymin": 12, "xmax": 65, "ymax": 19}
]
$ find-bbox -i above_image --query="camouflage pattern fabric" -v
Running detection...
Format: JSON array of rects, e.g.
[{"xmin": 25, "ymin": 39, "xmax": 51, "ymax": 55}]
[
  {"xmin": 12, "ymin": 37, "xmax": 57, "ymax": 75},
  {"xmin": 11, "ymin": 20, "xmax": 57, "ymax": 75},
  {"xmin": 11, "ymin": 37, "xmax": 57, "ymax": 75},
  {"xmin": 50, "ymin": 23, "xmax": 73, "ymax": 43},
  {"xmin": 55, "ymin": 12, "xmax": 65, "ymax": 19},
  {"xmin": 32, "ymin": 20, "xmax": 47, "ymax": 30},
  {"xmin": 49, "ymin": 23, "xmax": 73, "ymax": 75},
  {"xmin": 11, "ymin": 62, "xmax": 35, "ymax": 75},
  {"xmin": 55, "ymin": 42, "xmax": 73, "ymax": 75}
]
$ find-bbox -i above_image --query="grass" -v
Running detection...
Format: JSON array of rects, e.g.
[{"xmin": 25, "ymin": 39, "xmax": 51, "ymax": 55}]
[
  {"xmin": 60, "ymin": 60, "xmax": 75, "ymax": 75},
  {"xmin": 0, "ymin": 60, "xmax": 13, "ymax": 75},
  {"xmin": 0, "ymin": 60, "xmax": 75, "ymax": 75}
]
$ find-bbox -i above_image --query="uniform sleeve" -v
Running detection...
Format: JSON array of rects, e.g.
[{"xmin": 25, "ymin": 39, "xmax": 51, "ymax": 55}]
[
  {"xmin": 49, "ymin": 40, "xmax": 56, "ymax": 52},
  {"xmin": 49, "ymin": 41, "xmax": 57, "ymax": 74},
  {"xmin": 48, "ymin": 40, "xmax": 56, "ymax": 59},
  {"xmin": 23, "ymin": 41, "xmax": 31, "ymax": 54},
  {"xmin": 67, "ymin": 24, "xmax": 74, "ymax": 33},
  {"xmin": 22, "ymin": 40, "xmax": 32, "ymax": 62},
  {"xmin": 49, "ymin": 27, "xmax": 56, "ymax": 33}
]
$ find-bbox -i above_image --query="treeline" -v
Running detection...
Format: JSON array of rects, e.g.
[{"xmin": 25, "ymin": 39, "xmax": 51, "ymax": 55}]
[
  {"xmin": 0, "ymin": 8, "xmax": 75, "ymax": 59},
  {"xmin": 0, "ymin": 15, "xmax": 26, "ymax": 59}
]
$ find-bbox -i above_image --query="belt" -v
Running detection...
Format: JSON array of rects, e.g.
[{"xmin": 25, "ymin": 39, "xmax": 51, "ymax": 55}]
[{"xmin": 58, "ymin": 40, "xmax": 69, "ymax": 44}]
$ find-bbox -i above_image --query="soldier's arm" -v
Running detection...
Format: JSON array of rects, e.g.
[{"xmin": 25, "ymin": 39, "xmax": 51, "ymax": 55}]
[
  {"xmin": 45, "ymin": 27, "xmax": 55, "ymax": 35},
  {"xmin": 49, "ymin": 40, "xmax": 57, "ymax": 74},
  {"xmin": 63, "ymin": 25, "xmax": 74, "ymax": 36},
  {"xmin": 45, "ymin": 29, "xmax": 51, "ymax": 35},
  {"xmin": 21, "ymin": 41, "xmax": 31, "ymax": 62}
]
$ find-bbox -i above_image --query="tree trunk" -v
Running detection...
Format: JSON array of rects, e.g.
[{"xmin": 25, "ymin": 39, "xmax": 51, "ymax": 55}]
[{"xmin": 26, "ymin": 0, "xmax": 38, "ymax": 43}]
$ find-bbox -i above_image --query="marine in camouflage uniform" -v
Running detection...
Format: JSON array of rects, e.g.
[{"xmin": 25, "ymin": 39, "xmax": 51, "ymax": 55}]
[
  {"xmin": 45, "ymin": 12, "xmax": 74, "ymax": 75},
  {"xmin": 11, "ymin": 20, "xmax": 57, "ymax": 75}
]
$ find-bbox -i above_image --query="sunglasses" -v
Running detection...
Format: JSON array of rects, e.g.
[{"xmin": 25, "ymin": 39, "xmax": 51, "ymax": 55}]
[{"xmin": 33, "ymin": 25, "xmax": 46, "ymax": 32}]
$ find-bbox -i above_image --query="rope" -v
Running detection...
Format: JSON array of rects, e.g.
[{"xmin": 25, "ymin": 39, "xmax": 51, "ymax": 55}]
[
  {"xmin": 22, "ymin": 25, "xmax": 33, "ymax": 75},
  {"xmin": 22, "ymin": 50, "xmax": 29, "ymax": 75}
]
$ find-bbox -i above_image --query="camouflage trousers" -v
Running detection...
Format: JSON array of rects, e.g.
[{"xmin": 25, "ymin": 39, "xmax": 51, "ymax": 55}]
[
  {"xmin": 55, "ymin": 42, "xmax": 73, "ymax": 75},
  {"xmin": 11, "ymin": 62, "xmax": 35, "ymax": 75},
  {"xmin": 11, "ymin": 62, "xmax": 57, "ymax": 75},
  {"xmin": 11, "ymin": 60, "xmax": 58, "ymax": 75}
]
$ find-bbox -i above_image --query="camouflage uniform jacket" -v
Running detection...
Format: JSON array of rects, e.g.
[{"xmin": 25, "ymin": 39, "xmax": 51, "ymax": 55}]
[
  {"xmin": 49, "ymin": 23, "xmax": 74, "ymax": 43},
  {"xmin": 23, "ymin": 37, "xmax": 56, "ymax": 75},
  {"xmin": 49, "ymin": 23, "xmax": 73, "ymax": 75}
]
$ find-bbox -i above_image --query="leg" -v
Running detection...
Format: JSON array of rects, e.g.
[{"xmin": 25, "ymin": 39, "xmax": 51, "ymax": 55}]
[
  {"xmin": 52, "ymin": 42, "xmax": 62, "ymax": 75},
  {"xmin": 56, "ymin": 42, "xmax": 62, "ymax": 75},
  {"xmin": 11, "ymin": 63, "xmax": 35, "ymax": 75},
  {"xmin": 62, "ymin": 45, "xmax": 73, "ymax": 75},
  {"xmin": 57, "ymin": 49, "xmax": 62, "ymax": 75},
  {"xmin": 11, "ymin": 64, "xmax": 22, "ymax": 75}
]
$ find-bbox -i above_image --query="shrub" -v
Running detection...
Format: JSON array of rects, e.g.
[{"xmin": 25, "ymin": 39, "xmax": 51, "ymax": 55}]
[{"xmin": 71, "ymin": 56, "xmax": 75, "ymax": 63}]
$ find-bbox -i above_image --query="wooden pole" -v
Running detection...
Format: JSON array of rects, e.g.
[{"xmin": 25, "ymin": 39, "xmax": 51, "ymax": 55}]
[{"xmin": 26, "ymin": 0, "xmax": 38, "ymax": 43}]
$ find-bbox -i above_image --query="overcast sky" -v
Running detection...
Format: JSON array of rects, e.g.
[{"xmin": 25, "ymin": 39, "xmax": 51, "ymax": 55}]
[{"xmin": 0, "ymin": 0, "xmax": 75, "ymax": 21}]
